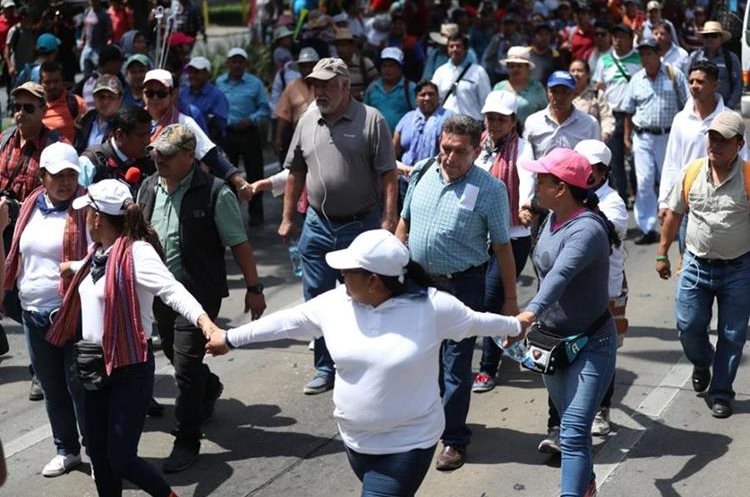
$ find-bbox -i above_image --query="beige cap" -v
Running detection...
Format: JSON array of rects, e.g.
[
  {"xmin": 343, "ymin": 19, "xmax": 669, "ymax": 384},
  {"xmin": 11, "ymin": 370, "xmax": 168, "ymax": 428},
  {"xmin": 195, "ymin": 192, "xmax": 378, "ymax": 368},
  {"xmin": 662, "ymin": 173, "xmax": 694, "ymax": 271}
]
[
  {"xmin": 429, "ymin": 23, "xmax": 459, "ymax": 46},
  {"xmin": 698, "ymin": 21, "xmax": 731, "ymax": 42},
  {"xmin": 646, "ymin": 0, "xmax": 661, "ymax": 10},
  {"xmin": 708, "ymin": 111, "xmax": 745, "ymax": 139},
  {"xmin": 11, "ymin": 81, "xmax": 45, "ymax": 102},
  {"xmin": 334, "ymin": 27, "xmax": 354, "ymax": 41},
  {"xmin": 501, "ymin": 46, "xmax": 536, "ymax": 69},
  {"xmin": 148, "ymin": 124, "xmax": 196, "ymax": 155},
  {"xmin": 306, "ymin": 57, "xmax": 350, "ymax": 81}
]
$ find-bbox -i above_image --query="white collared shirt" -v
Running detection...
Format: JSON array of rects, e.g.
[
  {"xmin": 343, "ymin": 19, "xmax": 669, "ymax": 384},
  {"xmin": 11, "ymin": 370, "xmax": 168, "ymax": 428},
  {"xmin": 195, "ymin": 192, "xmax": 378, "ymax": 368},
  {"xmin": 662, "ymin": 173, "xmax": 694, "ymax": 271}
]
[
  {"xmin": 658, "ymin": 95, "xmax": 750, "ymax": 207},
  {"xmin": 226, "ymin": 285, "xmax": 520, "ymax": 454},
  {"xmin": 523, "ymin": 106, "xmax": 602, "ymax": 159},
  {"xmin": 431, "ymin": 59, "xmax": 491, "ymax": 121},
  {"xmin": 661, "ymin": 44, "xmax": 689, "ymax": 71}
]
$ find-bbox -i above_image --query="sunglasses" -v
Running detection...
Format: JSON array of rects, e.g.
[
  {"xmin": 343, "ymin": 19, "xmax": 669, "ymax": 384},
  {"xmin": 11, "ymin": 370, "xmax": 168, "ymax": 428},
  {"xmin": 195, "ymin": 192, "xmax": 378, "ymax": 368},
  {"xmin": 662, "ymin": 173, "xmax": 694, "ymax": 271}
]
[
  {"xmin": 702, "ymin": 32, "xmax": 721, "ymax": 39},
  {"xmin": 13, "ymin": 103, "xmax": 38, "ymax": 114},
  {"xmin": 144, "ymin": 89, "xmax": 170, "ymax": 99}
]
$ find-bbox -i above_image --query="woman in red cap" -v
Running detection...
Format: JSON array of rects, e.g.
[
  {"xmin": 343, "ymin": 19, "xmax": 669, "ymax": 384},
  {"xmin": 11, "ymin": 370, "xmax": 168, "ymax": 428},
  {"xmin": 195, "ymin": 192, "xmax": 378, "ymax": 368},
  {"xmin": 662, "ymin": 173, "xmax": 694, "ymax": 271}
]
[{"xmin": 506, "ymin": 148, "xmax": 620, "ymax": 497}]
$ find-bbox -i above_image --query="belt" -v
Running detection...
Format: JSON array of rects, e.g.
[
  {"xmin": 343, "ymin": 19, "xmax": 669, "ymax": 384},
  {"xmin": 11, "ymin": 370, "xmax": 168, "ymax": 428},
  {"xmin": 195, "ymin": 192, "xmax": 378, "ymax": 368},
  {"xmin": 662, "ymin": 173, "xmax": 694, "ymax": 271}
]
[
  {"xmin": 428, "ymin": 263, "xmax": 486, "ymax": 281},
  {"xmin": 613, "ymin": 111, "xmax": 629, "ymax": 118},
  {"xmin": 692, "ymin": 255, "xmax": 743, "ymax": 267},
  {"xmin": 634, "ymin": 126, "xmax": 671, "ymax": 135},
  {"xmin": 312, "ymin": 208, "xmax": 373, "ymax": 224}
]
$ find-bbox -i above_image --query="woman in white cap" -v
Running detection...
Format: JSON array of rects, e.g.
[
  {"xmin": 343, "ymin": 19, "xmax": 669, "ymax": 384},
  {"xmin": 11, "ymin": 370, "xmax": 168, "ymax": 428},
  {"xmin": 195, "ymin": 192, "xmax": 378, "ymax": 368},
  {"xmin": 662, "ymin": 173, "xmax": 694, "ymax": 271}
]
[
  {"xmin": 50, "ymin": 179, "xmax": 219, "ymax": 497},
  {"xmin": 205, "ymin": 229, "xmax": 522, "ymax": 497},
  {"xmin": 509, "ymin": 148, "xmax": 620, "ymax": 497},
  {"xmin": 472, "ymin": 90, "xmax": 535, "ymax": 393},
  {"xmin": 3, "ymin": 142, "xmax": 89, "ymax": 478},
  {"xmin": 493, "ymin": 46, "xmax": 548, "ymax": 127},
  {"xmin": 569, "ymin": 59, "xmax": 615, "ymax": 142}
]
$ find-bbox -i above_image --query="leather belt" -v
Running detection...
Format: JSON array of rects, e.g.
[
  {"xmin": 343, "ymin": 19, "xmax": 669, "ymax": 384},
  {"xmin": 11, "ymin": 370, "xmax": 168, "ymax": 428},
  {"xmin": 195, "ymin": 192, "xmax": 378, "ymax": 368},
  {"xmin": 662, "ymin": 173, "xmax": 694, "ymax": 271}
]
[
  {"xmin": 692, "ymin": 255, "xmax": 742, "ymax": 267},
  {"xmin": 634, "ymin": 126, "xmax": 671, "ymax": 135},
  {"xmin": 428, "ymin": 263, "xmax": 487, "ymax": 281},
  {"xmin": 312, "ymin": 208, "xmax": 372, "ymax": 224}
]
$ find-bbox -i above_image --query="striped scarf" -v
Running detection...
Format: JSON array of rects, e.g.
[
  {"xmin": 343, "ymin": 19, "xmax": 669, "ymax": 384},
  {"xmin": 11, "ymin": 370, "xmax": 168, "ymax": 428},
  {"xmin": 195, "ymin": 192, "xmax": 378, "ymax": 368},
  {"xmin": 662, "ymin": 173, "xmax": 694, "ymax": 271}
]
[
  {"xmin": 151, "ymin": 106, "xmax": 180, "ymax": 142},
  {"xmin": 47, "ymin": 238, "xmax": 148, "ymax": 374},
  {"xmin": 4, "ymin": 186, "xmax": 88, "ymax": 294},
  {"xmin": 484, "ymin": 129, "xmax": 521, "ymax": 227}
]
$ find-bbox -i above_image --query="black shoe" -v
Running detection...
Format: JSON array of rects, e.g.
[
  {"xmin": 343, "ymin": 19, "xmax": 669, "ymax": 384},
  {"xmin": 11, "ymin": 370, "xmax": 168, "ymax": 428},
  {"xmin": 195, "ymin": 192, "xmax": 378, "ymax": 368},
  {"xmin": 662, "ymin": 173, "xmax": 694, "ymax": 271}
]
[
  {"xmin": 711, "ymin": 399, "xmax": 733, "ymax": 418},
  {"xmin": 634, "ymin": 231, "xmax": 659, "ymax": 245},
  {"xmin": 202, "ymin": 381, "xmax": 224, "ymax": 424},
  {"xmin": 147, "ymin": 397, "xmax": 165, "ymax": 417},
  {"xmin": 0, "ymin": 323, "xmax": 9, "ymax": 356},
  {"xmin": 29, "ymin": 375, "xmax": 44, "ymax": 401},
  {"xmin": 162, "ymin": 439, "xmax": 200, "ymax": 473},
  {"xmin": 692, "ymin": 367, "xmax": 711, "ymax": 393}
]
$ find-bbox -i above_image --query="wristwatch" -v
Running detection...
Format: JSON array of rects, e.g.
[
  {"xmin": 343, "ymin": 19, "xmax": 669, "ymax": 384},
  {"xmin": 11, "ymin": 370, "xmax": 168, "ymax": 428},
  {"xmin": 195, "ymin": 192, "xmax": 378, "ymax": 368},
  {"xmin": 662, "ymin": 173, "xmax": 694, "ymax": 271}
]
[{"xmin": 247, "ymin": 283, "xmax": 264, "ymax": 294}]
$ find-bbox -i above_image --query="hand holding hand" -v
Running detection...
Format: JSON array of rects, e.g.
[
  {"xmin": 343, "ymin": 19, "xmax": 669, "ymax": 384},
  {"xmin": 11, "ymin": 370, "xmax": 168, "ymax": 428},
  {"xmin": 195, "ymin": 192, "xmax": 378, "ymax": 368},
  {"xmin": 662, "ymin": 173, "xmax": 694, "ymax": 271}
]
[{"xmin": 205, "ymin": 329, "xmax": 230, "ymax": 356}]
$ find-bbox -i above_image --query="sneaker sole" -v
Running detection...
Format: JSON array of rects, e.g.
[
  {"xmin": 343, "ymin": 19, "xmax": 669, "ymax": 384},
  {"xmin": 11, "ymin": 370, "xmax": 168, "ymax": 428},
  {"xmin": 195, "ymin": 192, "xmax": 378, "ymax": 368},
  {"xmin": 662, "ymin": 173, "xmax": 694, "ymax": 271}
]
[
  {"xmin": 537, "ymin": 441, "xmax": 561, "ymax": 454},
  {"xmin": 472, "ymin": 385, "xmax": 495, "ymax": 393},
  {"xmin": 42, "ymin": 460, "xmax": 82, "ymax": 477},
  {"xmin": 303, "ymin": 384, "xmax": 333, "ymax": 395},
  {"xmin": 162, "ymin": 453, "xmax": 199, "ymax": 474}
]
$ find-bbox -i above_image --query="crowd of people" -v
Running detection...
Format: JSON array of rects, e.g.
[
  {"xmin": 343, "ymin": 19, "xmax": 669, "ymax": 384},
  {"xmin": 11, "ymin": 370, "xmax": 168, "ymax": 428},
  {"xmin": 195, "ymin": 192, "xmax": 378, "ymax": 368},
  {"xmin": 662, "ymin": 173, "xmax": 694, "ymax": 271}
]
[{"xmin": 0, "ymin": 0, "xmax": 746, "ymax": 497}]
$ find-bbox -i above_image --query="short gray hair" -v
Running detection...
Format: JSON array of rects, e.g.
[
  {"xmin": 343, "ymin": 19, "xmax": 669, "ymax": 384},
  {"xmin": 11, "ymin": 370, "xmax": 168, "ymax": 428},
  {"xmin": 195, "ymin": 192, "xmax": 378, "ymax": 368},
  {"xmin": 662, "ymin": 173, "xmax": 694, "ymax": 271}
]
[{"xmin": 441, "ymin": 115, "xmax": 483, "ymax": 148}]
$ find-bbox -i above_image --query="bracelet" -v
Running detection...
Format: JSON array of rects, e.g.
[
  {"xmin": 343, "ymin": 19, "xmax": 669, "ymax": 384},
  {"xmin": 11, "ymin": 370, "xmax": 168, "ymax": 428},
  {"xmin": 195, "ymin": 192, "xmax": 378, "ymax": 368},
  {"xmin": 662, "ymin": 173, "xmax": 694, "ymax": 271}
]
[{"xmin": 656, "ymin": 255, "xmax": 669, "ymax": 262}]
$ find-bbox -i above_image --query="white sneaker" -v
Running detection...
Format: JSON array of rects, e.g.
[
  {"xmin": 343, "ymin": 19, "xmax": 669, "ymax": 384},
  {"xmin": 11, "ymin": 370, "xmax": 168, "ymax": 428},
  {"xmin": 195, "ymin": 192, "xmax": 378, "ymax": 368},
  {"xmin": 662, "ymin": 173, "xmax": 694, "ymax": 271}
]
[
  {"xmin": 537, "ymin": 426, "xmax": 561, "ymax": 454},
  {"xmin": 591, "ymin": 408, "xmax": 611, "ymax": 436},
  {"xmin": 42, "ymin": 454, "xmax": 81, "ymax": 477}
]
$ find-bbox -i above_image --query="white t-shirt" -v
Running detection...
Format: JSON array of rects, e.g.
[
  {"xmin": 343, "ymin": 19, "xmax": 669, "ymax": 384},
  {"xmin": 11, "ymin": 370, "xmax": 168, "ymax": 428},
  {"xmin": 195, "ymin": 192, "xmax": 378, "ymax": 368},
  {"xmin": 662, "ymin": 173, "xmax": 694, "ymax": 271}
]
[
  {"xmin": 79, "ymin": 241, "xmax": 205, "ymax": 344},
  {"xmin": 18, "ymin": 206, "xmax": 67, "ymax": 311},
  {"xmin": 596, "ymin": 183, "xmax": 628, "ymax": 298},
  {"xmin": 432, "ymin": 61, "xmax": 491, "ymax": 121},
  {"xmin": 227, "ymin": 286, "xmax": 520, "ymax": 454},
  {"xmin": 176, "ymin": 113, "xmax": 214, "ymax": 160}
]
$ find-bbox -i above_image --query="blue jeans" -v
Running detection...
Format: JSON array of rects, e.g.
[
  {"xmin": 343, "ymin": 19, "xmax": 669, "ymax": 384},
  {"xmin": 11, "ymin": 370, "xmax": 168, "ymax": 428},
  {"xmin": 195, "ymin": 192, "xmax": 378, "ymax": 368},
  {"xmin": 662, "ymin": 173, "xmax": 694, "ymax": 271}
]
[
  {"xmin": 345, "ymin": 445, "xmax": 436, "ymax": 497},
  {"xmin": 84, "ymin": 351, "xmax": 172, "ymax": 497},
  {"xmin": 676, "ymin": 251, "xmax": 750, "ymax": 401},
  {"xmin": 298, "ymin": 207, "xmax": 380, "ymax": 377},
  {"xmin": 438, "ymin": 265, "xmax": 486, "ymax": 447},
  {"xmin": 544, "ymin": 324, "xmax": 617, "ymax": 497},
  {"xmin": 479, "ymin": 237, "xmax": 532, "ymax": 376},
  {"xmin": 23, "ymin": 309, "xmax": 84, "ymax": 456}
]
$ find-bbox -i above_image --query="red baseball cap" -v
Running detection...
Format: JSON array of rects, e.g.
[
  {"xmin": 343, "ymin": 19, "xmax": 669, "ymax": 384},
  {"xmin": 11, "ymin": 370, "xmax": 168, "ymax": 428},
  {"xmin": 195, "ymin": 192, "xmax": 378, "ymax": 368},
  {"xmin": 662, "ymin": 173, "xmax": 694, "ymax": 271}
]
[{"xmin": 521, "ymin": 148, "xmax": 594, "ymax": 189}]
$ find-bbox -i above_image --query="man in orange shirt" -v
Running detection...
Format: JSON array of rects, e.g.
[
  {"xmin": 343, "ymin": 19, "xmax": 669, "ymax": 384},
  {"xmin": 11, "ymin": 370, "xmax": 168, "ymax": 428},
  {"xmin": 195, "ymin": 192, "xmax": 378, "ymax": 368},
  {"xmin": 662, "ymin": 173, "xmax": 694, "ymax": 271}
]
[{"xmin": 40, "ymin": 60, "xmax": 86, "ymax": 143}]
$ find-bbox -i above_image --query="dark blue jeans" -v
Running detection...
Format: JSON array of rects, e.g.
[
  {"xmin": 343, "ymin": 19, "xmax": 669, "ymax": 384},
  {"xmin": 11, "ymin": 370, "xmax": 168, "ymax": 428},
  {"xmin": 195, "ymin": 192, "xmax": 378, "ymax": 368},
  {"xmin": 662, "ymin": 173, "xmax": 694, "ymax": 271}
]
[
  {"xmin": 345, "ymin": 445, "xmax": 436, "ymax": 497},
  {"xmin": 607, "ymin": 112, "xmax": 629, "ymax": 204},
  {"xmin": 84, "ymin": 351, "xmax": 173, "ymax": 497},
  {"xmin": 676, "ymin": 250, "xmax": 750, "ymax": 401},
  {"xmin": 23, "ymin": 309, "xmax": 84, "ymax": 456},
  {"xmin": 479, "ymin": 236, "xmax": 532, "ymax": 376},
  {"xmin": 438, "ymin": 265, "xmax": 486, "ymax": 447},
  {"xmin": 298, "ymin": 207, "xmax": 380, "ymax": 377}
]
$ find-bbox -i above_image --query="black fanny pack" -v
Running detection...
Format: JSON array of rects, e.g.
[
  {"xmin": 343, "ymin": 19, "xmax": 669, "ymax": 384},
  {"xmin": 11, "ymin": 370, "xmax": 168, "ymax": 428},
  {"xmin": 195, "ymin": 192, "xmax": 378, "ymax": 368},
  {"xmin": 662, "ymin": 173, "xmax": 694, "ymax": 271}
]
[
  {"xmin": 73, "ymin": 340, "xmax": 111, "ymax": 391},
  {"xmin": 524, "ymin": 311, "xmax": 611, "ymax": 375}
]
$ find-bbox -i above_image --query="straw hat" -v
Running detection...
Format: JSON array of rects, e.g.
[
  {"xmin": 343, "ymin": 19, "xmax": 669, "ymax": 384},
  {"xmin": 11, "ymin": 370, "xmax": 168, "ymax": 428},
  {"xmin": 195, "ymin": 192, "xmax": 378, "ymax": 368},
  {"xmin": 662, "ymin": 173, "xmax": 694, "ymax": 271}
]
[
  {"xmin": 698, "ymin": 21, "xmax": 731, "ymax": 42},
  {"xmin": 429, "ymin": 23, "xmax": 459, "ymax": 46},
  {"xmin": 501, "ymin": 46, "xmax": 535, "ymax": 69}
]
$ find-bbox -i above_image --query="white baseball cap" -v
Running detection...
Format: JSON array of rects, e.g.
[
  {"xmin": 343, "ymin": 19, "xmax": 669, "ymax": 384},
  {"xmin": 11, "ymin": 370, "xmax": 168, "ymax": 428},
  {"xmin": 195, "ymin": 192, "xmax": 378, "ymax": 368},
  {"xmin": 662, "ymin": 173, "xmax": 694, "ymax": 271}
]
[
  {"xmin": 227, "ymin": 47, "xmax": 248, "ymax": 60},
  {"xmin": 325, "ymin": 229, "xmax": 410, "ymax": 278},
  {"xmin": 574, "ymin": 139, "xmax": 613, "ymax": 167},
  {"xmin": 40, "ymin": 142, "xmax": 80, "ymax": 175},
  {"xmin": 380, "ymin": 46, "xmax": 404, "ymax": 65},
  {"xmin": 481, "ymin": 90, "xmax": 518, "ymax": 115},
  {"xmin": 72, "ymin": 179, "xmax": 133, "ymax": 216},
  {"xmin": 143, "ymin": 69, "xmax": 173, "ymax": 88},
  {"xmin": 297, "ymin": 47, "xmax": 320, "ymax": 64},
  {"xmin": 187, "ymin": 56, "xmax": 211, "ymax": 72}
]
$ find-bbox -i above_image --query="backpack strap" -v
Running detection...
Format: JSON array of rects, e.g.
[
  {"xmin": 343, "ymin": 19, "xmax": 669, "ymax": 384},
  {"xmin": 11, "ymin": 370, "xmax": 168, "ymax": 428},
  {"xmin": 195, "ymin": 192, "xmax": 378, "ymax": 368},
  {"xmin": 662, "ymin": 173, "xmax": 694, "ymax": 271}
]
[
  {"xmin": 682, "ymin": 159, "xmax": 750, "ymax": 205},
  {"xmin": 65, "ymin": 93, "xmax": 79, "ymax": 120},
  {"xmin": 665, "ymin": 63, "xmax": 685, "ymax": 110}
]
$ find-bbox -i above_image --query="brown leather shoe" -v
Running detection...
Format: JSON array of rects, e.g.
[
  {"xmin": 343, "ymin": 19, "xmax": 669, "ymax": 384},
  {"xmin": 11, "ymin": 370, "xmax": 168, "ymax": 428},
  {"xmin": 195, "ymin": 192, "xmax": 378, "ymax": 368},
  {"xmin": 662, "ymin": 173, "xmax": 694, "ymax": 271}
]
[{"xmin": 435, "ymin": 444, "xmax": 466, "ymax": 471}]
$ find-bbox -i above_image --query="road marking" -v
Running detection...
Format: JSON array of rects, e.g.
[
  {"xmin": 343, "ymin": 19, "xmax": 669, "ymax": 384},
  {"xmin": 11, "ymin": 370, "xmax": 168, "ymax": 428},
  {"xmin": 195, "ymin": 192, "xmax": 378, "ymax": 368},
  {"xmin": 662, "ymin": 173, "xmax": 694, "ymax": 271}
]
[{"xmin": 4, "ymin": 424, "xmax": 52, "ymax": 459}]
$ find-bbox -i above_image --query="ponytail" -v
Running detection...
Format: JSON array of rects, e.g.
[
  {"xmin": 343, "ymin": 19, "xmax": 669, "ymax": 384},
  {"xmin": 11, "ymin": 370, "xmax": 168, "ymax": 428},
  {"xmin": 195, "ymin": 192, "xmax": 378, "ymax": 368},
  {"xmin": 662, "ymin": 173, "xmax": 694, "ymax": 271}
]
[
  {"xmin": 569, "ymin": 185, "xmax": 622, "ymax": 250},
  {"xmin": 104, "ymin": 202, "xmax": 165, "ymax": 260}
]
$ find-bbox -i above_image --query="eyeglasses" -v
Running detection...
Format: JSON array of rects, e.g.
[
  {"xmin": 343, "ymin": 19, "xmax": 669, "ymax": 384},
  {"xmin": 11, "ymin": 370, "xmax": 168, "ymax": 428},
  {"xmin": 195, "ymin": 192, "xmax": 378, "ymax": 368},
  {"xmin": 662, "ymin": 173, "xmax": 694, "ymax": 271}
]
[
  {"xmin": 702, "ymin": 33, "xmax": 721, "ymax": 39},
  {"xmin": 13, "ymin": 103, "xmax": 38, "ymax": 114},
  {"xmin": 144, "ymin": 89, "xmax": 170, "ymax": 99}
]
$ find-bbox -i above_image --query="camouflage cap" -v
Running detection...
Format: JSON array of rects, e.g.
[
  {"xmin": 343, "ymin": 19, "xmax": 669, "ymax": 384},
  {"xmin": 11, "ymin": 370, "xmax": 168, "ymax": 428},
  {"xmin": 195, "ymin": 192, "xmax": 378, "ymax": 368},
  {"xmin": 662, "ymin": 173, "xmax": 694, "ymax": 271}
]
[
  {"xmin": 93, "ymin": 74, "xmax": 123, "ymax": 95},
  {"xmin": 148, "ymin": 124, "xmax": 196, "ymax": 155},
  {"xmin": 11, "ymin": 81, "xmax": 45, "ymax": 102},
  {"xmin": 306, "ymin": 57, "xmax": 350, "ymax": 81}
]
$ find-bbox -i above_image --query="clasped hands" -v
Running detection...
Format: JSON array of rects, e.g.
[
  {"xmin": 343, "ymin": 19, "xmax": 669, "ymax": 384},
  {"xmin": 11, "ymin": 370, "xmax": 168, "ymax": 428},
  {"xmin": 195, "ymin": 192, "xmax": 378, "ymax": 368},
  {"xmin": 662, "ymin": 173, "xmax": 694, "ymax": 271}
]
[
  {"xmin": 197, "ymin": 315, "xmax": 230, "ymax": 356},
  {"xmin": 503, "ymin": 310, "xmax": 536, "ymax": 349}
]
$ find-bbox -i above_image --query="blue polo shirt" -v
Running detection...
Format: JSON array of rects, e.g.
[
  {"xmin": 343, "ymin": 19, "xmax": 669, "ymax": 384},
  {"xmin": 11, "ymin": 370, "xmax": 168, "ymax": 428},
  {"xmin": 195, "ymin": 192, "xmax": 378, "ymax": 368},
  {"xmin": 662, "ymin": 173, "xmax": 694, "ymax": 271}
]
[
  {"xmin": 179, "ymin": 82, "xmax": 230, "ymax": 138},
  {"xmin": 215, "ymin": 72, "xmax": 271, "ymax": 126},
  {"xmin": 402, "ymin": 158, "xmax": 511, "ymax": 275},
  {"xmin": 363, "ymin": 77, "xmax": 416, "ymax": 132}
]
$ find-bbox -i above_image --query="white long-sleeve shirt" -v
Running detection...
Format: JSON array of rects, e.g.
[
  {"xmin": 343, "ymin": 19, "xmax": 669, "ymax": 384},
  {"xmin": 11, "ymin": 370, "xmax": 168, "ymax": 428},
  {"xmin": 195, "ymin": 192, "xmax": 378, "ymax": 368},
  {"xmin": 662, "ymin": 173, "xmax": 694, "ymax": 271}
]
[
  {"xmin": 659, "ymin": 96, "xmax": 749, "ymax": 208},
  {"xmin": 432, "ymin": 60, "xmax": 491, "ymax": 121},
  {"xmin": 474, "ymin": 136, "xmax": 536, "ymax": 239},
  {"xmin": 596, "ymin": 183, "xmax": 628, "ymax": 298},
  {"xmin": 227, "ymin": 286, "xmax": 520, "ymax": 455},
  {"xmin": 79, "ymin": 241, "xmax": 205, "ymax": 344}
]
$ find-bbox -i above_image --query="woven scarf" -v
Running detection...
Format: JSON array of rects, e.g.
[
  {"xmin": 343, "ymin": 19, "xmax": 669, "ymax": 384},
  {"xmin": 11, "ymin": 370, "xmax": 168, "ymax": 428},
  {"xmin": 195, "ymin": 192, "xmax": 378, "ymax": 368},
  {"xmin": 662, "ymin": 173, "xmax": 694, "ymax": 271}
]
[
  {"xmin": 47, "ymin": 238, "xmax": 148, "ymax": 374},
  {"xmin": 484, "ymin": 129, "xmax": 521, "ymax": 226},
  {"xmin": 4, "ymin": 185, "xmax": 89, "ymax": 294},
  {"xmin": 403, "ymin": 109, "xmax": 444, "ymax": 166},
  {"xmin": 151, "ymin": 106, "xmax": 180, "ymax": 142}
]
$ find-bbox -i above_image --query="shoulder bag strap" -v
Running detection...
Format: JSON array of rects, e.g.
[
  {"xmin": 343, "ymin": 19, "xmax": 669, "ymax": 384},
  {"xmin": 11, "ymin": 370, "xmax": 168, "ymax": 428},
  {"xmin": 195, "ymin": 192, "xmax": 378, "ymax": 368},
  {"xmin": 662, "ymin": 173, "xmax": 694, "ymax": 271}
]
[{"xmin": 443, "ymin": 63, "xmax": 472, "ymax": 105}]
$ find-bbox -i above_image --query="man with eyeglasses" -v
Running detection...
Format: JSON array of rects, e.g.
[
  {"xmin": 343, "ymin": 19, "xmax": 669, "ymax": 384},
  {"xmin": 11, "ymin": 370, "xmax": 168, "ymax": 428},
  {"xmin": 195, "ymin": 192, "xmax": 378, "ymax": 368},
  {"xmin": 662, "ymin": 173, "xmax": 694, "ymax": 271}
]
[
  {"xmin": 683, "ymin": 21, "xmax": 741, "ymax": 110},
  {"xmin": 142, "ymin": 68, "xmax": 254, "ymax": 203},
  {"xmin": 588, "ymin": 20, "xmax": 612, "ymax": 76}
]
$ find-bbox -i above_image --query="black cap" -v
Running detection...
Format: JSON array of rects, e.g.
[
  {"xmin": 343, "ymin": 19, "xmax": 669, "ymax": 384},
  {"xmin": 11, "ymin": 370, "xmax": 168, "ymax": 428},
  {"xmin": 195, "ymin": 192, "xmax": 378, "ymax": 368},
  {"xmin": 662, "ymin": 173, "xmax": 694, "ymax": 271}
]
[
  {"xmin": 637, "ymin": 37, "xmax": 660, "ymax": 50},
  {"xmin": 534, "ymin": 22, "xmax": 554, "ymax": 33},
  {"xmin": 611, "ymin": 23, "xmax": 633, "ymax": 35},
  {"xmin": 99, "ymin": 44, "xmax": 124, "ymax": 64}
]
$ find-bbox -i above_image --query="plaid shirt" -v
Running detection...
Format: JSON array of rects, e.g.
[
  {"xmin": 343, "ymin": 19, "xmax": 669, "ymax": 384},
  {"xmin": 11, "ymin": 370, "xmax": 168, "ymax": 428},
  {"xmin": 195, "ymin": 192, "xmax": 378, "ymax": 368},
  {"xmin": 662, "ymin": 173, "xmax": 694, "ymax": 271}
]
[
  {"xmin": 623, "ymin": 64, "xmax": 689, "ymax": 130},
  {"xmin": 402, "ymin": 158, "xmax": 510, "ymax": 275},
  {"xmin": 0, "ymin": 126, "xmax": 53, "ymax": 201}
]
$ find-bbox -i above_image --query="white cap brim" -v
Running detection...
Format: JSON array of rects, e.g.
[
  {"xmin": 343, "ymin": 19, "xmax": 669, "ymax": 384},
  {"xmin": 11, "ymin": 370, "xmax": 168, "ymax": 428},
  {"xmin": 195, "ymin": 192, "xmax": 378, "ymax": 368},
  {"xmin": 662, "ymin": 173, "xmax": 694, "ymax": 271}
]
[
  {"xmin": 72, "ymin": 195, "xmax": 93, "ymax": 211},
  {"xmin": 325, "ymin": 249, "xmax": 362, "ymax": 271},
  {"xmin": 42, "ymin": 161, "xmax": 81, "ymax": 175}
]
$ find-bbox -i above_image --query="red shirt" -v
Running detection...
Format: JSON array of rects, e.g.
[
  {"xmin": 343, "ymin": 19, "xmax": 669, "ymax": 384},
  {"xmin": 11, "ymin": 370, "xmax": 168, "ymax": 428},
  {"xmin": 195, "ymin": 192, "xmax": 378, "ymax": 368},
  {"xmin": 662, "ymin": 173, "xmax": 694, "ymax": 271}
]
[
  {"xmin": 0, "ymin": 13, "xmax": 17, "ymax": 52},
  {"xmin": 108, "ymin": 5, "xmax": 133, "ymax": 43},
  {"xmin": 571, "ymin": 26, "xmax": 595, "ymax": 61},
  {"xmin": 0, "ymin": 126, "xmax": 55, "ymax": 201}
]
